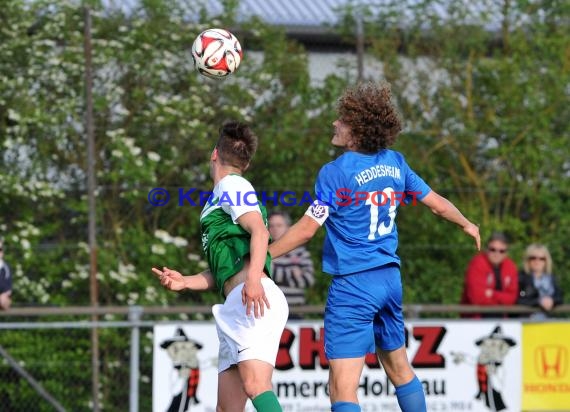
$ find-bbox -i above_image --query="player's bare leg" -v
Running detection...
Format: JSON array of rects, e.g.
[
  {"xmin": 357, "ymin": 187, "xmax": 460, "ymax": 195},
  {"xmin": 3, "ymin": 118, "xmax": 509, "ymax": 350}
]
[
  {"xmin": 238, "ymin": 359, "xmax": 281, "ymax": 412},
  {"xmin": 376, "ymin": 346, "xmax": 414, "ymax": 385},
  {"xmin": 328, "ymin": 357, "xmax": 366, "ymax": 406},
  {"xmin": 217, "ymin": 366, "xmax": 248, "ymax": 412},
  {"xmin": 377, "ymin": 346, "xmax": 426, "ymax": 412}
]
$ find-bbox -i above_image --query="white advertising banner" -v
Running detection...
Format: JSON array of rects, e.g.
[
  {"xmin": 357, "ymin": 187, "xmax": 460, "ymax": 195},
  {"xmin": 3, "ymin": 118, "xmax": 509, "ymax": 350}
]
[{"xmin": 153, "ymin": 321, "xmax": 522, "ymax": 412}]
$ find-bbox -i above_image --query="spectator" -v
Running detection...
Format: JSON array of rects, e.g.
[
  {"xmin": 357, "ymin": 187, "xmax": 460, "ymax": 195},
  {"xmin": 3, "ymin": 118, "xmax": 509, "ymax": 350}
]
[
  {"xmin": 517, "ymin": 243, "xmax": 564, "ymax": 319},
  {"xmin": 268, "ymin": 211, "xmax": 315, "ymax": 317},
  {"xmin": 0, "ymin": 240, "xmax": 12, "ymax": 310},
  {"xmin": 460, "ymin": 232, "xmax": 519, "ymax": 318}
]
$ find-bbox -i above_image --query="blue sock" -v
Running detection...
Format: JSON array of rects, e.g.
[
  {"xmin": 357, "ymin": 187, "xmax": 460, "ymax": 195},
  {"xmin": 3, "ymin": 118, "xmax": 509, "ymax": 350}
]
[
  {"xmin": 395, "ymin": 376, "xmax": 426, "ymax": 412},
  {"xmin": 331, "ymin": 401, "xmax": 360, "ymax": 412}
]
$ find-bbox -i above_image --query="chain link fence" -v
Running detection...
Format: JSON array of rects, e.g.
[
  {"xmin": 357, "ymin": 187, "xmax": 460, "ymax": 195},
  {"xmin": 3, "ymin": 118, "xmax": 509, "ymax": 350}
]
[
  {"xmin": 0, "ymin": 318, "xmax": 151, "ymax": 411},
  {"xmin": 1, "ymin": 305, "xmax": 569, "ymax": 411},
  {"xmin": 0, "ymin": 306, "xmax": 193, "ymax": 412}
]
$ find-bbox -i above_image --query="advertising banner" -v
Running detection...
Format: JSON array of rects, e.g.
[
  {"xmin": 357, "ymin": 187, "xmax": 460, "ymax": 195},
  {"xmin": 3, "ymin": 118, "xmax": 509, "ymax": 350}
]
[
  {"xmin": 521, "ymin": 322, "xmax": 570, "ymax": 411},
  {"xmin": 153, "ymin": 321, "xmax": 522, "ymax": 412}
]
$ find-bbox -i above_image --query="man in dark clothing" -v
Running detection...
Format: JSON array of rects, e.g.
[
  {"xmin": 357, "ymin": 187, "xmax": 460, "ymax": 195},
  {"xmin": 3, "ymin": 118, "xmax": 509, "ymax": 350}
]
[{"xmin": 0, "ymin": 241, "xmax": 13, "ymax": 310}]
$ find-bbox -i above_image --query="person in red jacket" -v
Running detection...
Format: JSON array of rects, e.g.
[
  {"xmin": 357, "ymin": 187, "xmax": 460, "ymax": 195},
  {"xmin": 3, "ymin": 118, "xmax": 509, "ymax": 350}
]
[{"xmin": 461, "ymin": 232, "xmax": 518, "ymax": 318}]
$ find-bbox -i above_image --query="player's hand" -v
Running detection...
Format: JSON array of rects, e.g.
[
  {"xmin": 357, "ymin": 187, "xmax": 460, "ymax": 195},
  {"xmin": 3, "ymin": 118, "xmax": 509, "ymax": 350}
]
[
  {"xmin": 241, "ymin": 277, "xmax": 270, "ymax": 318},
  {"xmin": 463, "ymin": 222, "xmax": 481, "ymax": 250},
  {"xmin": 540, "ymin": 296, "xmax": 554, "ymax": 311},
  {"xmin": 0, "ymin": 292, "xmax": 11, "ymax": 310},
  {"xmin": 151, "ymin": 267, "xmax": 186, "ymax": 291}
]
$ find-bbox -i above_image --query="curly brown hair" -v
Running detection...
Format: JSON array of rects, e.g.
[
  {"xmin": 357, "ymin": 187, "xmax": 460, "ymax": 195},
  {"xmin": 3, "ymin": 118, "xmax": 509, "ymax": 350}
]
[{"xmin": 336, "ymin": 82, "xmax": 403, "ymax": 153}]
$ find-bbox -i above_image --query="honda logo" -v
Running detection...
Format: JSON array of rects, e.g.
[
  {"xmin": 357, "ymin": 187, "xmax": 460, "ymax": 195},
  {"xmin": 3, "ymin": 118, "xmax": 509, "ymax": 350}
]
[{"xmin": 534, "ymin": 345, "xmax": 568, "ymax": 379}]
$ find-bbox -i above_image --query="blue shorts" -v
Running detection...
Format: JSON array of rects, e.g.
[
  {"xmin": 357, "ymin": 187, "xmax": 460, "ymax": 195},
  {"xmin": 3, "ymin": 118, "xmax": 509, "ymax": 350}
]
[{"xmin": 324, "ymin": 264, "xmax": 404, "ymax": 359}]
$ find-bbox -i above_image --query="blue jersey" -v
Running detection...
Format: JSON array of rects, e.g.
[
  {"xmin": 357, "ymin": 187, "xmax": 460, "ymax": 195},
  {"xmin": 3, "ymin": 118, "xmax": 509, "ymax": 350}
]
[{"xmin": 308, "ymin": 150, "xmax": 431, "ymax": 275}]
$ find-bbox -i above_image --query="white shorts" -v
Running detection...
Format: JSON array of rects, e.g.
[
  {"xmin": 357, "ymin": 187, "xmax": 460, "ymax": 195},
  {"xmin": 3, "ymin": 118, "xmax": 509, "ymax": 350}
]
[{"xmin": 212, "ymin": 277, "xmax": 289, "ymax": 373}]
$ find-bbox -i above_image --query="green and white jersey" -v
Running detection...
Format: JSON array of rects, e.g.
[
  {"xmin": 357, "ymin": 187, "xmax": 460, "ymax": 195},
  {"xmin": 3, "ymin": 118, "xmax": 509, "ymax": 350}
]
[{"xmin": 200, "ymin": 174, "xmax": 272, "ymax": 294}]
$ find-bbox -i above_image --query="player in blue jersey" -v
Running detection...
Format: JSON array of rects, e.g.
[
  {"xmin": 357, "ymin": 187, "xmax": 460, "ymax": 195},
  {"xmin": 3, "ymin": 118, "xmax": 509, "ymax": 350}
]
[{"xmin": 269, "ymin": 82, "xmax": 480, "ymax": 412}]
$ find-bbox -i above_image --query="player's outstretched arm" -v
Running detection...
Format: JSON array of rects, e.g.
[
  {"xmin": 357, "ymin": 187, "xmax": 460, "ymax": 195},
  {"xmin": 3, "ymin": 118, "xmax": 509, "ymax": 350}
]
[
  {"xmin": 420, "ymin": 191, "xmax": 481, "ymax": 250},
  {"xmin": 151, "ymin": 267, "xmax": 214, "ymax": 292},
  {"xmin": 269, "ymin": 214, "xmax": 320, "ymax": 259}
]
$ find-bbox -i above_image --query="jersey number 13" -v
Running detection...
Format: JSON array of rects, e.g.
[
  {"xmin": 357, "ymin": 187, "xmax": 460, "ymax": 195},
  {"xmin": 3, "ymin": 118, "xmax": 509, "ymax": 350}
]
[{"xmin": 366, "ymin": 187, "xmax": 397, "ymax": 240}]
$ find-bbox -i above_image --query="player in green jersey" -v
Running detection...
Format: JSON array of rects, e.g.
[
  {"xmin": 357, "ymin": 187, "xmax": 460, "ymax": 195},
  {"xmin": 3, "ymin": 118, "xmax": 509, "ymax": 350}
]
[{"xmin": 153, "ymin": 121, "xmax": 288, "ymax": 412}]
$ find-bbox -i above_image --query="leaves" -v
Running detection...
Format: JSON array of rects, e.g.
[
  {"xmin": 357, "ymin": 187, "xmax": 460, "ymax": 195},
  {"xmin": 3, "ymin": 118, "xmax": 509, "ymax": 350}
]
[
  {"xmin": 0, "ymin": 0, "xmax": 567, "ymax": 309},
  {"xmin": 0, "ymin": 0, "xmax": 568, "ymax": 407},
  {"xmin": 358, "ymin": 0, "xmax": 570, "ymax": 301}
]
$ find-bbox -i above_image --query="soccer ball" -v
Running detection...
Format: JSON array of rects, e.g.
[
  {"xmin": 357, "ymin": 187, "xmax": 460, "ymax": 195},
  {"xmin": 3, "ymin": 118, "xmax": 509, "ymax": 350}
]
[{"xmin": 191, "ymin": 28, "xmax": 242, "ymax": 79}]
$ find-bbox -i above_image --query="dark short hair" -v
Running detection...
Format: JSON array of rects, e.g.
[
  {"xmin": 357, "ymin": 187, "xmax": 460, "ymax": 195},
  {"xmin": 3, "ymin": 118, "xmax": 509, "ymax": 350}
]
[
  {"xmin": 487, "ymin": 232, "xmax": 509, "ymax": 246},
  {"xmin": 215, "ymin": 121, "xmax": 257, "ymax": 170}
]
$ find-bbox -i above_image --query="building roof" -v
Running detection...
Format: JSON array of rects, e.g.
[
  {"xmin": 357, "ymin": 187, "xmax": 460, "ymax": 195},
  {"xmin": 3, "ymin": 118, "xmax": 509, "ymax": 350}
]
[
  {"xmin": 103, "ymin": 0, "xmax": 388, "ymax": 29},
  {"xmin": 197, "ymin": 0, "xmax": 502, "ymax": 29},
  {"xmin": 102, "ymin": 0, "xmax": 504, "ymax": 48},
  {"xmin": 102, "ymin": 0, "xmax": 383, "ymax": 48},
  {"xmin": 234, "ymin": 0, "xmax": 365, "ymax": 27},
  {"xmin": 208, "ymin": 0, "xmax": 399, "ymax": 43}
]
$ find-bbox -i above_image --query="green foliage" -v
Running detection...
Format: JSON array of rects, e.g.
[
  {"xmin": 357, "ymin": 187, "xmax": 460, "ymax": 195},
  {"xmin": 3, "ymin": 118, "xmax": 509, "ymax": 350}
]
[
  {"xmin": 0, "ymin": 0, "xmax": 568, "ymax": 409},
  {"xmin": 0, "ymin": 1, "xmax": 346, "ymax": 406},
  {"xmin": 353, "ymin": 0, "xmax": 570, "ymax": 303},
  {"xmin": 0, "ymin": 329, "xmax": 93, "ymax": 411}
]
